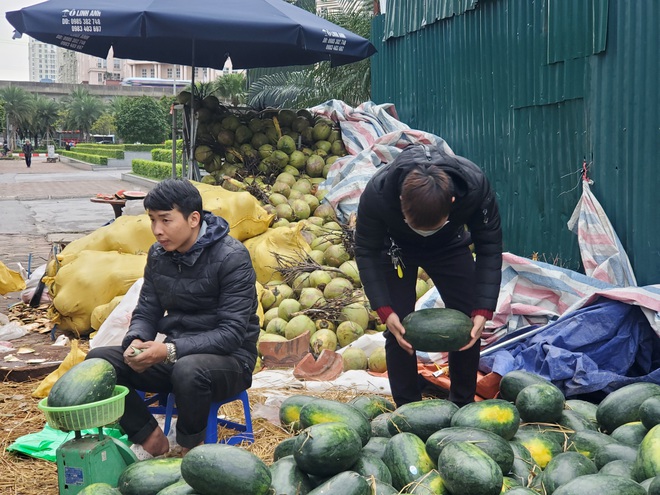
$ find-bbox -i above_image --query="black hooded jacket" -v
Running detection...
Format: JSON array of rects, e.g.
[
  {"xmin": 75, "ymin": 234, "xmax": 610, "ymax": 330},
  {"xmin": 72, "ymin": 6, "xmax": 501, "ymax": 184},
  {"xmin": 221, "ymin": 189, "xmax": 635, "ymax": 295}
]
[
  {"xmin": 354, "ymin": 144, "xmax": 503, "ymax": 312},
  {"xmin": 122, "ymin": 211, "xmax": 260, "ymax": 372}
]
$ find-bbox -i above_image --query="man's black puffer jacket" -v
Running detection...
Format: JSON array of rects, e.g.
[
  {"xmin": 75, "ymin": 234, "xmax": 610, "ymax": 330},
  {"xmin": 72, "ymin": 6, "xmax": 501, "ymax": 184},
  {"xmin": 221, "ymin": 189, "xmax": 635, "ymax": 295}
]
[
  {"xmin": 355, "ymin": 144, "xmax": 503, "ymax": 312},
  {"xmin": 122, "ymin": 212, "xmax": 260, "ymax": 373}
]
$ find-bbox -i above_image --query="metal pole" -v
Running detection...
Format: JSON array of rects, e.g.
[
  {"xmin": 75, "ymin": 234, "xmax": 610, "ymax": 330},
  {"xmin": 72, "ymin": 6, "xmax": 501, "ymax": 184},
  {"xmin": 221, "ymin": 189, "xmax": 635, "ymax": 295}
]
[
  {"xmin": 189, "ymin": 40, "xmax": 197, "ymax": 181},
  {"xmin": 171, "ymin": 104, "xmax": 177, "ymax": 178}
]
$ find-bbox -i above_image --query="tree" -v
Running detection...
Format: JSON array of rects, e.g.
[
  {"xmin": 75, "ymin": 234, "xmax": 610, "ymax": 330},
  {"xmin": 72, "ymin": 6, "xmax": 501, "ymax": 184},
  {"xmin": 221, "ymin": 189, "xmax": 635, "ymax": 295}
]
[
  {"xmin": 90, "ymin": 113, "xmax": 117, "ymax": 136},
  {"xmin": 65, "ymin": 89, "xmax": 105, "ymax": 141},
  {"xmin": 247, "ymin": 11, "xmax": 373, "ymax": 109},
  {"xmin": 115, "ymin": 96, "xmax": 169, "ymax": 144},
  {"xmin": 213, "ymin": 73, "xmax": 247, "ymax": 106},
  {"xmin": 0, "ymin": 86, "xmax": 35, "ymax": 149},
  {"xmin": 29, "ymin": 94, "xmax": 60, "ymax": 148}
]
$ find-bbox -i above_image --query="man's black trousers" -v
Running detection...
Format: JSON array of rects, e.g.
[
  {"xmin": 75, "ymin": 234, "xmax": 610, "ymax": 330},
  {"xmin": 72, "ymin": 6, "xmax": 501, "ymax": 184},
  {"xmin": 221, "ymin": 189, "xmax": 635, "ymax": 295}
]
[
  {"xmin": 381, "ymin": 242, "xmax": 481, "ymax": 407},
  {"xmin": 87, "ymin": 346, "xmax": 251, "ymax": 448}
]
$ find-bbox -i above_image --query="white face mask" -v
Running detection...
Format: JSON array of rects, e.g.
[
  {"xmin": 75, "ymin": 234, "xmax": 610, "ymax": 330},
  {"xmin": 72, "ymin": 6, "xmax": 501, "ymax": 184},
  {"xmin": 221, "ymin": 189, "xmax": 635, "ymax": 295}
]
[{"xmin": 409, "ymin": 220, "xmax": 449, "ymax": 237}]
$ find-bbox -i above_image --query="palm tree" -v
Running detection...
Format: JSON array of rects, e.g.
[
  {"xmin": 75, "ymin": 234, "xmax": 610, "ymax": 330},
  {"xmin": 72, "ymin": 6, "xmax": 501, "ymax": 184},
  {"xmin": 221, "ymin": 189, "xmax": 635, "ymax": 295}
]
[
  {"xmin": 0, "ymin": 86, "xmax": 35, "ymax": 149},
  {"xmin": 247, "ymin": 10, "xmax": 373, "ymax": 109},
  {"xmin": 65, "ymin": 89, "xmax": 105, "ymax": 142},
  {"xmin": 213, "ymin": 73, "xmax": 247, "ymax": 106},
  {"xmin": 29, "ymin": 94, "xmax": 60, "ymax": 148}
]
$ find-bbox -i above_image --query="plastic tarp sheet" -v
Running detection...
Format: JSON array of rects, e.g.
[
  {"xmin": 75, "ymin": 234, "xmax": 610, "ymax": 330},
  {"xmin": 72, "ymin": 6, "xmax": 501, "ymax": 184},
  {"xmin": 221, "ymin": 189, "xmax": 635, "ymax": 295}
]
[
  {"xmin": 480, "ymin": 299, "xmax": 660, "ymax": 397},
  {"xmin": 310, "ymin": 99, "xmax": 453, "ymax": 223}
]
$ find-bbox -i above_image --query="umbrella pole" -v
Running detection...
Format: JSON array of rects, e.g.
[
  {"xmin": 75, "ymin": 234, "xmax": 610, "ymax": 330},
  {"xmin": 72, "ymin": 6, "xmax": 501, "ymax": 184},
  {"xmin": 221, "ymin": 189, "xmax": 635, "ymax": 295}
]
[{"xmin": 187, "ymin": 40, "xmax": 201, "ymax": 181}]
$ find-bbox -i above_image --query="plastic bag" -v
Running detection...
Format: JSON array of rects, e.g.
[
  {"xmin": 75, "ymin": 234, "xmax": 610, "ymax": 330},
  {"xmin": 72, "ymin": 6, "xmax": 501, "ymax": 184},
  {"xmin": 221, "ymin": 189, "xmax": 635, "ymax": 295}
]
[
  {"xmin": 0, "ymin": 322, "xmax": 28, "ymax": 340},
  {"xmin": 90, "ymin": 278, "xmax": 144, "ymax": 349},
  {"xmin": 32, "ymin": 339, "xmax": 87, "ymax": 398}
]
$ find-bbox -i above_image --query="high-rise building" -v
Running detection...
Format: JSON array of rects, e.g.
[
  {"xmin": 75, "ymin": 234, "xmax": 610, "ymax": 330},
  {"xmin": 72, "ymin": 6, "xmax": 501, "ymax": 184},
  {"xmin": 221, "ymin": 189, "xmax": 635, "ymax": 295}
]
[{"xmin": 28, "ymin": 38, "xmax": 58, "ymax": 82}]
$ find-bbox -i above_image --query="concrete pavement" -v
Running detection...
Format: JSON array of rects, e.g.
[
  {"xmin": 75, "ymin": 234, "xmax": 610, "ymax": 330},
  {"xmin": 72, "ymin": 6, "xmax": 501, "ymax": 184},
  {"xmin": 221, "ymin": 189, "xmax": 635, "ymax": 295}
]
[{"xmin": 0, "ymin": 156, "xmax": 154, "ymax": 312}]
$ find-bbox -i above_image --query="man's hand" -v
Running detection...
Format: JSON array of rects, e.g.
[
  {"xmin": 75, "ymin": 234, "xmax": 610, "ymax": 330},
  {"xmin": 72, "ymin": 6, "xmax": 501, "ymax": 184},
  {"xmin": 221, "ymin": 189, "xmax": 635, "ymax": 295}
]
[
  {"xmin": 385, "ymin": 312, "xmax": 414, "ymax": 355},
  {"xmin": 459, "ymin": 314, "xmax": 487, "ymax": 351},
  {"xmin": 123, "ymin": 339, "xmax": 168, "ymax": 373}
]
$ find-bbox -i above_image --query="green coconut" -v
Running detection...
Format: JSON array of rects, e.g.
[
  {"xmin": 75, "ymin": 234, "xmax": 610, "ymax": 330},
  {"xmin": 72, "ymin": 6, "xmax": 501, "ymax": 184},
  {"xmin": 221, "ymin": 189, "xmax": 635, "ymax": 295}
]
[
  {"xmin": 277, "ymin": 135, "xmax": 297, "ymax": 155},
  {"xmin": 336, "ymin": 321, "xmax": 365, "ymax": 348},
  {"xmin": 315, "ymin": 319, "xmax": 336, "ymax": 332},
  {"xmin": 313, "ymin": 203, "xmax": 336, "ymax": 222},
  {"xmin": 277, "ymin": 298, "xmax": 301, "ymax": 321},
  {"xmin": 368, "ymin": 347, "xmax": 387, "ymax": 373},
  {"xmin": 221, "ymin": 115, "xmax": 241, "ymax": 131},
  {"xmin": 266, "ymin": 317, "xmax": 287, "ymax": 337},
  {"xmin": 289, "ymin": 150, "xmax": 307, "ymax": 170},
  {"xmin": 260, "ymin": 288, "xmax": 277, "ymax": 310},
  {"xmin": 283, "ymin": 165, "xmax": 300, "ymax": 177},
  {"xmin": 269, "ymin": 192, "xmax": 288, "ymax": 207},
  {"xmin": 312, "ymin": 122, "xmax": 332, "ymax": 141},
  {"xmin": 341, "ymin": 303, "xmax": 370, "ymax": 331},
  {"xmin": 308, "ymin": 250, "xmax": 326, "ymax": 265},
  {"xmin": 310, "ymin": 329, "xmax": 338, "ymax": 356},
  {"xmin": 309, "ymin": 270, "xmax": 333, "ymax": 290},
  {"xmin": 339, "ymin": 260, "xmax": 361, "ymax": 286},
  {"xmin": 194, "ymin": 145, "xmax": 214, "ymax": 164},
  {"xmin": 302, "ymin": 194, "xmax": 320, "ymax": 214},
  {"xmin": 271, "ymin": 181, "xmax": 291, "ymax": 198},
  {"xmin": 342, "ymin": 347, "xmax": 368, "ymax": 371},
  {"xmin": 272, "ymin": 218, "xmax": 289, "ymax": 228},
  {"xmin": 324, "ymin": 244, "xmax": 350, "ymax": 268},
  {"xmin": 275, "ymin": 172, "xmax": 296, "ymax": 187},
  {"xmin": 323, "ymin": 277, "xmax": 354, "ymax": 299},
  {"xmin": 306, "ymin": 155, "xmax": 326, "ymax": 178},
  {"xmin": 310, "ymin": 236, "xmax": 334, "ymax": 252},
  {"xmin": 285, "ymin": 315, "xmax": 316, "ymax": 340},
  {"xmin": 298, "ymin": 287, "xmax": 325, "ymax": 310},
  {"xmin": 258, "ymin": 144, "xmax": 275, "ymax": 159},
  {"xmin": 275, "ymin": 203, "xmax": 294, "ymax": 221},
  {"xmin": 290, "ymin": 199, "xmax": 311, "ymax": 220},
  {"xmin": 291, "ymin": 272, "xmax": 312, "ymax": 296},
  {"xmin": 292, "ymin": 178, "xmax": 313, "ymax": 195},
  {"xmin": 267, "ymin": 283, "xmax": 294, "ymax": 306}
]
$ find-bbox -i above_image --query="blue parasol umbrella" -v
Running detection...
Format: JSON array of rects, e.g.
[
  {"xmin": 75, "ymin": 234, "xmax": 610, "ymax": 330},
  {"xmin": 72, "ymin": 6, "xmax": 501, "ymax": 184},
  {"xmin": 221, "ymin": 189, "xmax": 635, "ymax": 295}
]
[
  {"xmin": 5, "ymin": 0, "xmax": 376, "ymax": 69},
  {"xmin": 6, "ymin": 0, "xmax": 376, "ymax": 178}
]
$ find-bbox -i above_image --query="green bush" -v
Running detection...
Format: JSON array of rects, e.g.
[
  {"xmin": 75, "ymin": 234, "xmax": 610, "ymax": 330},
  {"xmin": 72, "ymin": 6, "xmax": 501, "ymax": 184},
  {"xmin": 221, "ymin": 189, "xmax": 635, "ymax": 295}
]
[
  {"xmin": 152, "ymin": 149, "xmax": 183, "ymax": 163},
  {"xmin": 125, "ymin": 144, "xmax": 165, "ymax": 152},
  {"xmin": 74, "ymin": 144, "xmax": 124, "ymax": 150},
  {"xmin": 66, "ymin": 147, "xmax": 124, "ymax": 159},
  {"xmin": 163, "ymin": 139, "xmax": 184, "ymax": 150},
  {"xmin": 60, "ymin": 150, "xmax": 108, "ymax": 165},
  {"xmin": 132, "ymin": 159, "xmax": 182, "ymax": 180}
]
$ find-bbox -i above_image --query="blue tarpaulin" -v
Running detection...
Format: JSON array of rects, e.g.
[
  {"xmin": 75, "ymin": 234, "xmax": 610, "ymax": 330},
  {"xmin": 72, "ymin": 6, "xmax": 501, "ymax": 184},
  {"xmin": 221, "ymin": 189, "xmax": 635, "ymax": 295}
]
[{"xmin": 480, "ymin": 298, "xmax": 660, "ymax": 397}]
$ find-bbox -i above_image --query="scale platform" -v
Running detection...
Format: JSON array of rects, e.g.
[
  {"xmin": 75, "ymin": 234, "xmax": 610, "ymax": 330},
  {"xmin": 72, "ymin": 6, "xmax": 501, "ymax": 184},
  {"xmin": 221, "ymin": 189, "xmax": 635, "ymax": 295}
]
[{"xmin": 39, "ymin": 385, "xmax": 138, "ymax": 495}]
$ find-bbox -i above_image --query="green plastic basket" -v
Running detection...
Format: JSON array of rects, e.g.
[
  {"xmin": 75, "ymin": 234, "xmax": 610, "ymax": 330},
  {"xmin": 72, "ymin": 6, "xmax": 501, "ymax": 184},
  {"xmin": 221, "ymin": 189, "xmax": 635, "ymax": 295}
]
[{"xmin": 38, "ymin": 385, "xmax": 128, "ymax": 431}]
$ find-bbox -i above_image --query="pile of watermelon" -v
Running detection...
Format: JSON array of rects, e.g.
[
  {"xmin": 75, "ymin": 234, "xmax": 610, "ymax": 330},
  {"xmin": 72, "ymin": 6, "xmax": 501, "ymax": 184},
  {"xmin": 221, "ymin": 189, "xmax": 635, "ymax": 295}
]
[{"xmin": 91, "ymin": 371, "xmax": 660, "ymax": 495}]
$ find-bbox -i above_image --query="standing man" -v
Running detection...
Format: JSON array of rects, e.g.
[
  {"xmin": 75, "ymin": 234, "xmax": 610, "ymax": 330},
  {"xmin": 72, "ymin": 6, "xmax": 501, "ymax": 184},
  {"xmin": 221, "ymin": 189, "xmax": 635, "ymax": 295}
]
[
  {"xmin": 22, "ymin": 139, "xmax": 34, "ymax": 168},
  {"xmin": 87, "ymin": 178, "xmax": 260, "ymax": 456},
  {"xmin": 354, "ymin": 144, "xmax": 502, "ymax": 408}
]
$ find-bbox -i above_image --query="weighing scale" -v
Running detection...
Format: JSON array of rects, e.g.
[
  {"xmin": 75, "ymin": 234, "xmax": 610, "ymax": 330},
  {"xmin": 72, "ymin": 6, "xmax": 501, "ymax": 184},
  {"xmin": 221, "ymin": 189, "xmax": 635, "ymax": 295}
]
[{"xmin": 38, "ymin": 385, "xmax": 138, "ymax": 494}]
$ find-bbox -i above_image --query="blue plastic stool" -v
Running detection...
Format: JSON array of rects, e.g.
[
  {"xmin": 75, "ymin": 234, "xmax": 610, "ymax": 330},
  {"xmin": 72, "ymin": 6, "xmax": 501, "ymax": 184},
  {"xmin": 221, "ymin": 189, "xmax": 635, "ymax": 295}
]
[{"xmin": 141, "ymin": 390, "xmax": 254, "ymax": 445}]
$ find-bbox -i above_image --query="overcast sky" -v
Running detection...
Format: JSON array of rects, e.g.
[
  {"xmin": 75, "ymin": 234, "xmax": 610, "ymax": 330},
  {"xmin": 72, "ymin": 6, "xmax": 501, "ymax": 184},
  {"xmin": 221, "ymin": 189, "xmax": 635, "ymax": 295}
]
[{"xmin": 1, "ymin": 0, "xmax": 38, "ymax": 81}]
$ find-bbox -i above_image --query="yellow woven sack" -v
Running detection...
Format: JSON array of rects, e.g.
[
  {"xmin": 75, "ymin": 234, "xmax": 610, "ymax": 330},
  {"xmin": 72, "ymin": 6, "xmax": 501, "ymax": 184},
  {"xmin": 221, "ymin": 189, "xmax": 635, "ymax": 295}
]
[
  {"xmin": 90, "ymin": 295, "xmax": 123, "ymax": 331},
  {"xmin": 50, "ymin": 250, "xmax": 147, "ymax": 336},
  {"xmin": 192, "ymin": 181, "xmax": 274, "ymax": 242},
  {"xmin": 0, "ymin": 261, "xmax": 25, "ymax": 295},
  {"xmin": 57, "ymin": 215, "xmax": 156, "ymax": 267},
  {"xmin": 32, "ymin": 339, "xmax": 86, "ymax": 398},
  {"xmin": 243, "ymin": 223, "xmax": 311, "ymax": 285}
]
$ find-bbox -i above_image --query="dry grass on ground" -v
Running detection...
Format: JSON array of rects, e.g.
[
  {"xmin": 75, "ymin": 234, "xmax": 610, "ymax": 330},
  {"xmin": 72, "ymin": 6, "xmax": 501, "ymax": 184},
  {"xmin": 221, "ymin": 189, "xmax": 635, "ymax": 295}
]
[{"xmin": 0, "ymin": 376, "xmax": 370, "ymax": 495}]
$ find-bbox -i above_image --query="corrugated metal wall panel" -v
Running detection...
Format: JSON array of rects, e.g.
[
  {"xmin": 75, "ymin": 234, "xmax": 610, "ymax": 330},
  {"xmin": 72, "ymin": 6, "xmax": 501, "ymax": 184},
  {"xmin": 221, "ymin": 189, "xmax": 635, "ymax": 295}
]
[
  {"xmin": 371, "ymin": 0, "xmax": 659, "ymax": 284},
  {"xmin": 383, "ymin": 0, "xmax": 478, "ymax": 39},
  {"xmin": 587, "ymin": 0, "xmax": 660, "ymax": 284},
  {"xmin": 547, "ymin": 0, "xmax": 608, "ymax": 63}
]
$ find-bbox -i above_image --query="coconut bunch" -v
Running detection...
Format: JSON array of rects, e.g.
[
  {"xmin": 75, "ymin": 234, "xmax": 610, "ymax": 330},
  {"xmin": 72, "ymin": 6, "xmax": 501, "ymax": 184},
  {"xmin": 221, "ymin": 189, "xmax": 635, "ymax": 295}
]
[
  {"xmin": 178, "ymin": 92, "xmax": 347, "ymax": 188},
  {"xmin": 256, "ymin": 187, "xmax": 436, "ymax": 370}
]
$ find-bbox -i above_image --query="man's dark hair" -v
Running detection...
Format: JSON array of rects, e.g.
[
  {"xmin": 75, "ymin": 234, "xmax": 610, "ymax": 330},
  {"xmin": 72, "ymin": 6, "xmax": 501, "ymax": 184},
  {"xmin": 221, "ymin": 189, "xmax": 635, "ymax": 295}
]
[
  {"xmin": 400, "ymin": 166, "xmax": 453, "ymax": 228},
  {"xmin": 144, "ymin": 179, "xmax": 203, "ymax": 219}
]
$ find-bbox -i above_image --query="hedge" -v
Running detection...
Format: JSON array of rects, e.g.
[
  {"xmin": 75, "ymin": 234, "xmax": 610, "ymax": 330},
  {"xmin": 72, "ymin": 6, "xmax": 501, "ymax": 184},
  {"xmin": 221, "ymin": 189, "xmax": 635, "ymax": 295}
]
[
  {"xmin": 152, "ymin": 148, "xmax": 183, "ymax": 163},
  {"xmin": 163, "ymin": 139, "xmax": 184, "ymax": 150},
  {"xmin": 65, "ymin": 147, "xmax": 124, "ymax": 159},
  {"xmin": 124, "ymin": 144, "xmax": 166, "ymax": 152},
  {"xmin": 132, "ymin": 159, "xmax": 182, "ymax": 180},
  {"xmin": 74, "ymin": 144, "xmax": 124, "ymax": 150},
  {"xmin": 59, "ymin": 150, "xmax": 108, "ymax": 165}
]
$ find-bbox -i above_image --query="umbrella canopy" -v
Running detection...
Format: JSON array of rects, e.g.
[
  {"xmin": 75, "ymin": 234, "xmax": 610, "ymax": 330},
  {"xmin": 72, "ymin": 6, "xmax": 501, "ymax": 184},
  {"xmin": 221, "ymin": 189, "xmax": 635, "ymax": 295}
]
[{"xmin": 6, "ymin": 0, "xmax": 376, "ymax": 69}]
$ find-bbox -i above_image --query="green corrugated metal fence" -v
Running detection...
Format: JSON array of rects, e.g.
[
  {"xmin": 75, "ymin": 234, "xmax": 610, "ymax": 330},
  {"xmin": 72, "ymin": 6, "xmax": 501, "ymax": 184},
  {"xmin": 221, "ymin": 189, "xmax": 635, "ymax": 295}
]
[{"xmin": 371, "ymin": 0, "xmax": 659, "ymax": 284}]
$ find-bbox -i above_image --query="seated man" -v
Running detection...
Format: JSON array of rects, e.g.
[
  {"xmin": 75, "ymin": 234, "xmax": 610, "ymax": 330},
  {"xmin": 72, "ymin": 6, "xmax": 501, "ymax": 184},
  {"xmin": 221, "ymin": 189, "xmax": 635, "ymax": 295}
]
[{"xmin": 87, "ymin": 178, "xmax": 260, "ymax": 457}]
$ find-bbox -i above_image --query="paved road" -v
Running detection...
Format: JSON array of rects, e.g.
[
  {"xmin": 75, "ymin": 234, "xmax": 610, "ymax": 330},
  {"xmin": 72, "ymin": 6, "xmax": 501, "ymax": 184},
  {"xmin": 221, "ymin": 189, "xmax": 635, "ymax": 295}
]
[{"xmin": 0, "ymin": 156, "xmax": 153, "ymax": 312}]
